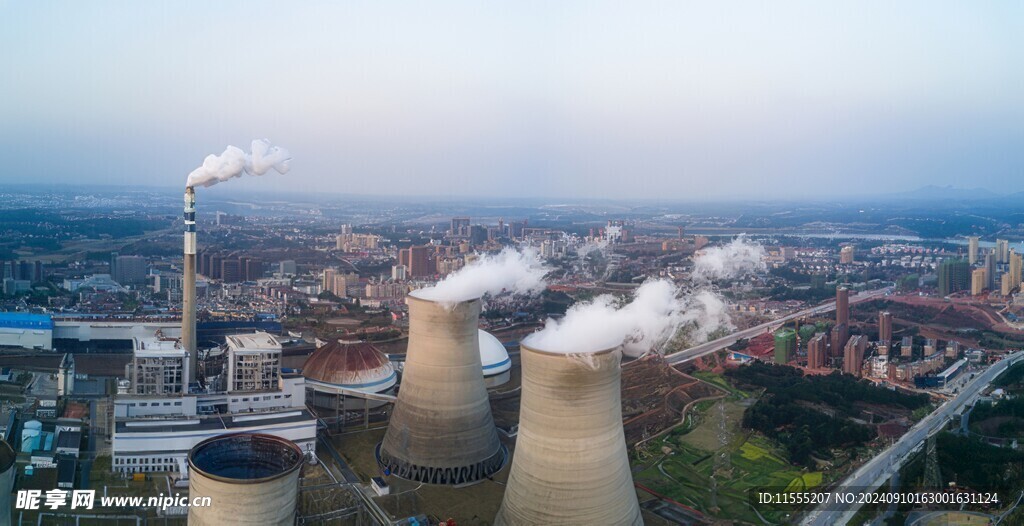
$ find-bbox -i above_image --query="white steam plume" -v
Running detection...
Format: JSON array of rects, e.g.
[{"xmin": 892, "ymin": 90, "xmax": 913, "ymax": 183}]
[
  {"xmin": 681, "ymin": 290, "xmax": 734, "ymax": 343},
  {"xmin": 692, "ymin": 235, "xmax": 766, "ymax": 281},
  {"xmin": 410, "ymin": 247, "xmax": 550, "ymax": 303},
  {"xmin": 186, "ymin": 139, "xmax": 292, "ymax": 188},
  {"xmin": 525, "ymin": 280, "xmax": 735, "ymax": 356}
]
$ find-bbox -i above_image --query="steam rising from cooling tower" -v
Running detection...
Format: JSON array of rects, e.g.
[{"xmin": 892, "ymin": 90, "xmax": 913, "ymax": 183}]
[
  {"xmin": 525, "ymin": 279, "xmax": 735, "ymax": 356},
  {"xmin": 186, "ymin": 139, "xmax": 292, "ymax": 188},
  {"xmin": 494, "ymin": 345, "xmax": 642, "ymax": 526},
  {"xmin": 692, "ymin": 235, "xmax": 766, "ymax": 281},
  {"xmin": 378, "ymin": 295, "xmax": 505, "ymax": 484},
  {"xmin": 410, "ymin": 247, "xmax": 549, "ymax": 303}
]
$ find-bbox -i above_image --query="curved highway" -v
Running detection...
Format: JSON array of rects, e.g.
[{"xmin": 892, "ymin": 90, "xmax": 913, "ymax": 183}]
[
  {"xmin": 802, "ymin": 351, "xmax": 1023, "ymax": 526},
  {"xmin": 665, "ymin": 288, "xmax": 891, "ymax": 366}
]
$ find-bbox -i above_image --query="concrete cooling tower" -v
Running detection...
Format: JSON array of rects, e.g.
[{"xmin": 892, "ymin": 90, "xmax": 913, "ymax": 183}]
[
  {"xmin": 495, "ymin": 344, "xmax": 643, "ymax": 526},
  {"xmin": 188, "ymin": 433, "xmax": 303, "ymax": 526},
  {"xmin": 378, "ymin": 295, "xmax": 505, "ymax": 485},
  {"xmin": 1, "ymin": 440, "xmax": 14, "ymax": 526}
]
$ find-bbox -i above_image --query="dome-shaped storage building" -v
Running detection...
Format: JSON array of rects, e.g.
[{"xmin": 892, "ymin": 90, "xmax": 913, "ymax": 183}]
[
  {"xmin": 478, "ymin": 330, "xmax": 511, "ymax": 388},
  {"xmin": 303, "ymin": 340, "xmax": 397, "ymax": 410}
]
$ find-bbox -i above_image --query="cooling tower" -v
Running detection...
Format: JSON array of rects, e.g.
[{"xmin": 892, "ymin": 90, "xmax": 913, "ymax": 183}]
[
  {"xmin": 0, "ymin": 440, "xmax": 14, "ymax": 526},
  {"xmin": 378, "ymin": 295, "xmax": 504, "ymax": 485},
  {"xmin": 495, "ymin": 344, "xmax": 643, "ymax": 526},
  {"xmin": 182, "ymin": 187, "xmax": 197, "ymax": 382},
  {"xmin": 188, "ymin": 433, "xmax": 303, "ymax": 526}
]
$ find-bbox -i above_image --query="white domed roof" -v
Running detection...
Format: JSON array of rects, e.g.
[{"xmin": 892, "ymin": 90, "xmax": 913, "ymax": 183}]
[{"xmin": 479, "ymin": 330, "xmax": 511, "ymax": 376}]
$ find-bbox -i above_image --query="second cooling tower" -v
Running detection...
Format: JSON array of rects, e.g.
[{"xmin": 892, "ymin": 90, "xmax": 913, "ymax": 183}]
[
  {"xmin": 188, "ymin": 433, "xmax": 303, "ymax": 526},
  {"xmin": 495, "ymin": 344, "xmax": 643, "ymax": 526},
  {"xmin": 378, "ymin": 295, "xmax": 504, "ymax": 485}
]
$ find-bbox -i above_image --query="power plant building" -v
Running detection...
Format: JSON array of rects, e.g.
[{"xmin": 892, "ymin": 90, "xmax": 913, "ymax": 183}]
[
  {"xmin": 111, "ymin": 187, "xmax": 316, "ymax": 476},
  {"xmin": 0, "ymin": 312, "xmax": 53, "ymax": 350},
  {"xmin": 125, "ymin": 337, "xmax": 190, "ymax": 395},
  {"xmin": 495, "ymin": 345, "xmax": 642, "ymax": 526},
  {"xmin": 225, "ymin": 333, "xmax": 282, "ymax": 392}
]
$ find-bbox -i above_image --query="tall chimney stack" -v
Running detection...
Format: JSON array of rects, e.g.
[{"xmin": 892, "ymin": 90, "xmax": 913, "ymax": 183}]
[
  {"xmin": 183, "ymin": 186, "xmax": 197, "ymax": 384},
  {"xmin": 495, "ymin": 345, "xmax": 642, "ymax": 525}
]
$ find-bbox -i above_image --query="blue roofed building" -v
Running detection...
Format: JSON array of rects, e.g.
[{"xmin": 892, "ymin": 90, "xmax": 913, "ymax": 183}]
[{"xmin": 0, "ymin": 312, "xmax": 53, "ymax": 350}]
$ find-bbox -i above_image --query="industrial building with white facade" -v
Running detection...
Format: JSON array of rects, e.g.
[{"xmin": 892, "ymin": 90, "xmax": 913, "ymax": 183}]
[{"xmin": 111, "ymin": 331, "xmax": 317, "ymax": 474}]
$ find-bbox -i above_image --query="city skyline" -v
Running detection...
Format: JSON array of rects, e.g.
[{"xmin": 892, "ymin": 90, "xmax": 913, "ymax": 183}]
[{"xmin": 2, "ymin": 1, "xmax": 1022, "ymax": 200}]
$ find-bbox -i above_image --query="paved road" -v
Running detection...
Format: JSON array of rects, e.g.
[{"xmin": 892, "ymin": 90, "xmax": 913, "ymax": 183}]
[
  {"xmin": 665, "ymin": 288, "xmax": 891, "ymax": 366},
  {"xmin": 802, "ymin": 351, "xmax": 1024, "ymax": 526}
]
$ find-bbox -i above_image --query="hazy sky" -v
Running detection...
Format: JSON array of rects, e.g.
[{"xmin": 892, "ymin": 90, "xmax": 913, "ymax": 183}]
[{"xmin": 1, "ymin": 1, "xmax": 1022, "ymax": 200}]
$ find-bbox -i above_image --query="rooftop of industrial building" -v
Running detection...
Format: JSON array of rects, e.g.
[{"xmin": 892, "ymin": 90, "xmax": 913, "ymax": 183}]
[
  {"xmin": 0, "ymin": 312, "xmax": 54, "ymax": 329},
  {"xmin": 114, "ymin": 409, "xmax": 315, "ymax": 435},
  {"xmin": 225, "ymin": 332, "xmax": 282, "ymax": 352},
  {"xmin": 56, "ymin": 430, "xmax": 81, "ymax": 450},
  {"xmin": 133, "ymin": 337, "xmax": 185, "ymax": 354}
]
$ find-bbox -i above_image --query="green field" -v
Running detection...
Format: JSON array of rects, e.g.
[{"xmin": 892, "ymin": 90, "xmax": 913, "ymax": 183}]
[{"xmin": 633, "ymin": 385, "xmax": 827, "ymax": 525}]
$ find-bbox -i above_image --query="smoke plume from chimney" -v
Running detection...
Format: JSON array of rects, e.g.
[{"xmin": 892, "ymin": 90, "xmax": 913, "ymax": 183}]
[{"xmin": 186, "ymin": 139, "xmax": 292, "ymax": 188}]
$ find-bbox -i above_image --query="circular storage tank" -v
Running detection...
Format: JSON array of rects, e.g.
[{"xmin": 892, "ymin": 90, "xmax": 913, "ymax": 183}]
[
  {"xmin": 478, "ymin": 330, "xmax": 511, "ymax": 388},
  {"xmin": 188, "ymin": 433, "xmax": 303, "ymax": 526},
  {"xmin": 303, "ymin": 340, "xmax": 397, "ymax": 410},
  {"xmin": 1, "ymin": 440, "xmax": 14, "ymax": 526}
]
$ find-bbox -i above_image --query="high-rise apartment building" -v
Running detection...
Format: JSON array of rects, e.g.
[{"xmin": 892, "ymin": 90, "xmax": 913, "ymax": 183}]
[
  {"xmin": 322, "ymin": 268, "xmax": 336, "ymax": 293},
  {"xmin": 774, "ymin": 328, "xmax": 797, "ymax": 364},
  {"xmin": 450, "ymin": 217, "xmax": 471, "ymax": 237},
  {"xmin": 836, "ymin": 287, "xmax": 850, "ymax": 326},
  {"xmin": 220, "ymin": 259, "xmax": 241, "ymax": 284},
  {"xmin": 971, "ymin": 268, "xmax": 987, "ymax": 295},
  {"xmin": 997, "ymin": 239, "xmax": 1010, "ymax": 264},
  {"xmin": 937, "ymin": 258, "xmax": 970, "ymax": 296},
  {"xmin": 985, "ymin": 252, "xmax": 996, "ymax": 289},
  {"xmin": 1010, "ymin": 250, "xmax": 1023, "ymax": 293},
  {"xmin": 807, "ymin": 333, "xmax": 828, "ymax": 368},
  {"xmin": 879, "ymin": 311, "xmax": 893, "ymax": 344},
  {"xmin": 843, "ymin": 335, "xmax": 867, "ymax": 376},
  {"xmin": 114, "ymin": 255, "xmax": 147, "ymax": 285},
  {"xmin": 408, "ymin": 245, "xmax": 434, "ymax": 278},
  {"xmin": 968, "ymin": 236, "xmax": 980, "ymax": 265},
  {"xmin": 839, "ymin": 245, "xmax": 855, "ymax": 264},
  {"xmin": 901, "ymin": 336, "xmax": 913, "ymax": 358}
]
